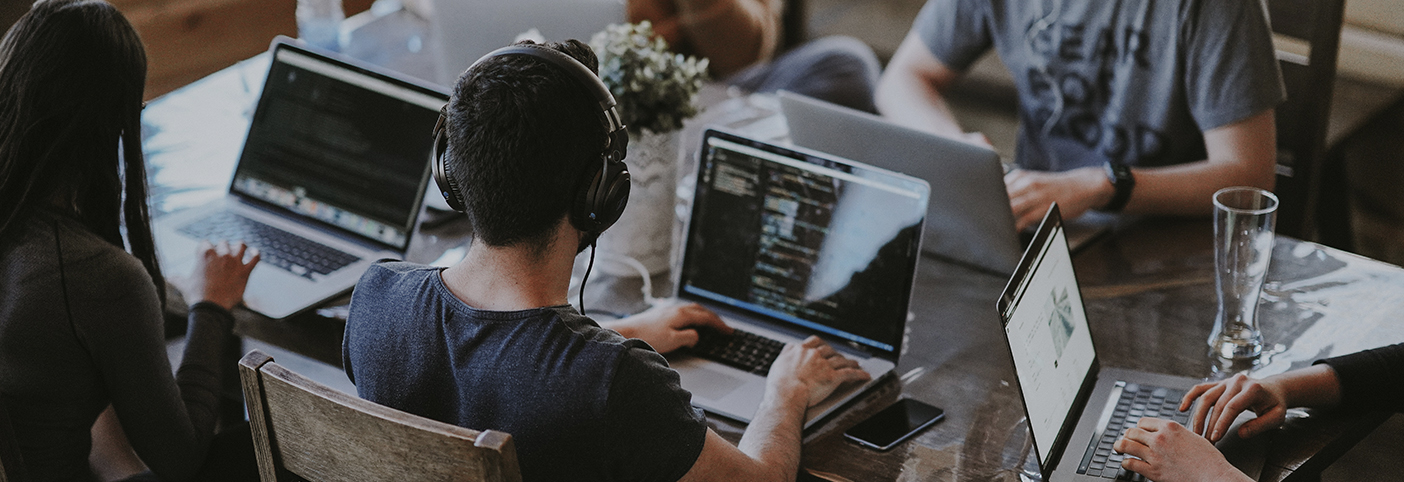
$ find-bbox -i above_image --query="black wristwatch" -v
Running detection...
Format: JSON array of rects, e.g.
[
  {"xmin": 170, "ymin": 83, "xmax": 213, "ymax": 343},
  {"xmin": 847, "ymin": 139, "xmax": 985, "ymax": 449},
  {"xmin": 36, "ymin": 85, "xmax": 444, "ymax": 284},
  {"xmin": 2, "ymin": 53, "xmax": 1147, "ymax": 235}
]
[{"xmin": 1103, "ymin": 162, "xmax": 1135, "ymax": 212}]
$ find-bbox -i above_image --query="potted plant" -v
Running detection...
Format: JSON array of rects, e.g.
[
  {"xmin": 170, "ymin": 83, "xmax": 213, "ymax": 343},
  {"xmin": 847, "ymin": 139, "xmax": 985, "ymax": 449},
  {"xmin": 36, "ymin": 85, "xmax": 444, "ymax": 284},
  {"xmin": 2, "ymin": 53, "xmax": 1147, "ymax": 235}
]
[{"xmin": 589, "ymin": 21, "xmax": 708, "ymax": 276}]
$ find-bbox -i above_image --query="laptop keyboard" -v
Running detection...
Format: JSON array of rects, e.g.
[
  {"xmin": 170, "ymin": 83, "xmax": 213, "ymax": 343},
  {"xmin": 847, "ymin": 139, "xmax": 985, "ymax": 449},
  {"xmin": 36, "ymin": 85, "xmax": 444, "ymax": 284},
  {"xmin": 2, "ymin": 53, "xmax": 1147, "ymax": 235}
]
[
  {"xmin": 688, "ymin": 328, "xmax": 787, "ymax": 375},
  {"xmin": 1077, "ymin": 382, "xmax": 1192, "ymax": 480},
  {"xmin": 178, "ymin": 212, "xmax": 361, "ymax": 280}
]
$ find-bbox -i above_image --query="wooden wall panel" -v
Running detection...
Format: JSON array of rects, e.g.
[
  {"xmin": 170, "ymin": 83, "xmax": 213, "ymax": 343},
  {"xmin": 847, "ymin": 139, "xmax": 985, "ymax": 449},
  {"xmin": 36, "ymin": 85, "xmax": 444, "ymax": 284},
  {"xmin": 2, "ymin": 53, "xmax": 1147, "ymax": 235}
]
[
  {"xmin": 109, "ymin": 0, "xmax": 374, "ymax": 99},
  {"xmin": 112, "ymin": 0, "xmax": 296, "ymax": 98}
]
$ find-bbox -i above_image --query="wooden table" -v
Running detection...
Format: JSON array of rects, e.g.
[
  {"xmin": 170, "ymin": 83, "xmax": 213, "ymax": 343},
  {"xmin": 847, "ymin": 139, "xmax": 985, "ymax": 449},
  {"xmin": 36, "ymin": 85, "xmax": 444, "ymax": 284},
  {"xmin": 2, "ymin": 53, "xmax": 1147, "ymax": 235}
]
[
  {"xmin": 766, "ymin": 216, "xmax": 1404, "ymax": 482},
  {"xmin": 147, "ymin": 15, "xmax": 1404, "ymax": 481}
]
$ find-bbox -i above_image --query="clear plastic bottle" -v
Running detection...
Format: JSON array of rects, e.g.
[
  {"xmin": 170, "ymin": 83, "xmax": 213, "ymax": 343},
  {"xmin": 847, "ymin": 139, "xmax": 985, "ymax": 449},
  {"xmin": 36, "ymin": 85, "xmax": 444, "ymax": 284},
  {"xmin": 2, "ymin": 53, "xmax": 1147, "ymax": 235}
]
[{"xmin": 297, "ymin": 0, "xmax": 345, "ymax": 52}]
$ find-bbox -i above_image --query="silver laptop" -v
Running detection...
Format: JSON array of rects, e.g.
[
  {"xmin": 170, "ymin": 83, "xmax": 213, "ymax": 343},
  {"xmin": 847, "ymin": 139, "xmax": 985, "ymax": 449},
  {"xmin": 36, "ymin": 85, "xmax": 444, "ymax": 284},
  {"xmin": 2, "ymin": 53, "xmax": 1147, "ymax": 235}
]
[
  {"xmin": 998, "ymin": 204, "xmax": 1265, "ymax": 481},
  {"xmin": 154, "ymin": 38, "xmax": 447, "ymax": 319},
  {"xmin": 780, "ymin": 91, "xmax": 1113, "ymax": 277},
  {"xmin": 667, "ymin": 129, "xmax": 928, "ymax": 429},
  {"xmin": 429, "ymin": 0, "xmax": 625, "ymax": 86}
]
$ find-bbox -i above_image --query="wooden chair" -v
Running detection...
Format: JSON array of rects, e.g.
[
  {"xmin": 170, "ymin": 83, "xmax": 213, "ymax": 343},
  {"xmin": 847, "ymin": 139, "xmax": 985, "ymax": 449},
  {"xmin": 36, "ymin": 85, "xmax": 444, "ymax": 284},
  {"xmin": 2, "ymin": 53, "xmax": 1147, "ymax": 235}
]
[
  {"xmin": 238, "ymin": 350, "xmax": 521, "ymax": 482},
  {"xmin": 1267, "ymin": 0, "xmax": 1350, "ymax": 247},
  {"xmin": 0, "ymin": 396, "xmax": 29, "ymax": 482}
]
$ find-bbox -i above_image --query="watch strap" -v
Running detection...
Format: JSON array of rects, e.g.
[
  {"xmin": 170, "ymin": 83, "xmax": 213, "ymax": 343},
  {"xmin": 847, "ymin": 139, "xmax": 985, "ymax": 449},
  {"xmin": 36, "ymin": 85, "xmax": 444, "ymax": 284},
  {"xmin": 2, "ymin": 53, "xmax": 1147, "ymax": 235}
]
[{"xmin": 1103, "ymin": 162, "xmax": 1135, "ymax": 212}]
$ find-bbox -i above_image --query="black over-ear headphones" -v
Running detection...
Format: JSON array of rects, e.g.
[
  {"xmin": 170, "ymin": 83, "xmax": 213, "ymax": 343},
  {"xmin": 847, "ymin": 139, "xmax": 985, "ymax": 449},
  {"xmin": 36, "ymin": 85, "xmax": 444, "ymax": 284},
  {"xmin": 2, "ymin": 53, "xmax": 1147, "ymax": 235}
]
[{"xmin": 431, "ymin": 43, "xmax": 631, "ymax": 236}]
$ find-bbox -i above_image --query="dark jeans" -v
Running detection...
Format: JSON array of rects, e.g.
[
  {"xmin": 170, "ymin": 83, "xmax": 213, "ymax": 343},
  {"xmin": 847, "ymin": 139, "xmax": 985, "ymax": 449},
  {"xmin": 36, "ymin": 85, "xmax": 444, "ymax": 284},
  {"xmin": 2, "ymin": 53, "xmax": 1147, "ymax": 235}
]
[
  {"xmin": 118, "ymin": 423, "xmax": 259, "ymax": 482},
  {"xmin": 727, "ymin": 35, "xmax": 881, "ymax": 114}
]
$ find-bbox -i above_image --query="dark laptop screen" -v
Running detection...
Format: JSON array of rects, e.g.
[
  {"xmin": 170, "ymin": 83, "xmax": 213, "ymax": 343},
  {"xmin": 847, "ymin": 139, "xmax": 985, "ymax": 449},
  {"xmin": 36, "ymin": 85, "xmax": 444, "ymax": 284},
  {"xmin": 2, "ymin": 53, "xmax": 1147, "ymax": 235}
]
[
  {"xmin": 679, "ymin": 132, "xmax": 928, "ymax": 357},
  {"xmin": 230, "ymin": 46, "xmax": 444, "ymax": 251}
]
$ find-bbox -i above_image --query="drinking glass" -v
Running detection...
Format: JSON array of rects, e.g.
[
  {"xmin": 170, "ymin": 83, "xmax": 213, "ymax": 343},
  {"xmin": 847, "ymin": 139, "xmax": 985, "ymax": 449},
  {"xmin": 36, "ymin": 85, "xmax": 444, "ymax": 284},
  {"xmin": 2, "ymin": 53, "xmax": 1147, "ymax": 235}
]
[
  {"xmin": 297, "ymin": 0, "xmax": 344, "ymax": 52},
  {"xmin": 1209, "ymin": 187, "xmax": 1278, "ymax": 360}
]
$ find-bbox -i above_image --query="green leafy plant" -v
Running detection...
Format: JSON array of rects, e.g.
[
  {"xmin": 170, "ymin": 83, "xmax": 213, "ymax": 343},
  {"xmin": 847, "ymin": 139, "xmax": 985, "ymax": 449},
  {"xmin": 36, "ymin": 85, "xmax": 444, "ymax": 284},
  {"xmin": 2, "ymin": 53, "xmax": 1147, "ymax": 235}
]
[{"xmin": 590, "ymin": 21, "xmax": 709, "ymax": 134}]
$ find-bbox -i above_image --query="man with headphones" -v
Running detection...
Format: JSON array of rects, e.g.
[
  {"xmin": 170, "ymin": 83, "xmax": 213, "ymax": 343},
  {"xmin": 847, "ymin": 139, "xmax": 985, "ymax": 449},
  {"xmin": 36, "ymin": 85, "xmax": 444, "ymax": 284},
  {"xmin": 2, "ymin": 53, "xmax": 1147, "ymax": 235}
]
[
  {"xmin": 342, "ymin": 40, "xmax": 868, "ymax": 482},
  {"xmin": 875, "ymin": 0, "xmax": 1285, "ymax": 231}
]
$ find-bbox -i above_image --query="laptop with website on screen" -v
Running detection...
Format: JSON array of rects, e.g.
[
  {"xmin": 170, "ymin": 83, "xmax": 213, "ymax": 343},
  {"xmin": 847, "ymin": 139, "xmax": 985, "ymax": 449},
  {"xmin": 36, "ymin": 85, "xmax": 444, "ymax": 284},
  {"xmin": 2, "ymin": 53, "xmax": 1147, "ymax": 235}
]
[
  {"xmin": 153, "ymin": 37, "xmax": 448, "ymax": 319},
  {"xmin": 667, "ymin": 129, "xmax": 929, "ymax": 429},
  {"xmin": 998, "ymin": 203, "xmax": 1265, "ymax": 481}
]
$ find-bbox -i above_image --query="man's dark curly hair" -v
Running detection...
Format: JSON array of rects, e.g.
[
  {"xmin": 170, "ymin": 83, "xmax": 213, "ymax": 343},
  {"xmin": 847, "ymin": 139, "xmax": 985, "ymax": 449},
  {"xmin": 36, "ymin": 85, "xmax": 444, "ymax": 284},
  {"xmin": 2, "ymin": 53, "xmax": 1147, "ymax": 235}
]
[{"xmin": 444, "ymin": 39, "xmax": 607, "ymax": 252}]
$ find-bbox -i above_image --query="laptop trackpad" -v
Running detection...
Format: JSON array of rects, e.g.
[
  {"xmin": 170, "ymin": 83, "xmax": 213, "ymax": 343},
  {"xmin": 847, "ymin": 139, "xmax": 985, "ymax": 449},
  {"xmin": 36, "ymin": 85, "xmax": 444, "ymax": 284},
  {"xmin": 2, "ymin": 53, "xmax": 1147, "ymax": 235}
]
[
  {"xmin": 1216, "ymin": 412, "xmax": 1268, "ymax": 480},
  {"xmin": 678, "ymin": 366, "xmax": 745, "ymax": 399}
]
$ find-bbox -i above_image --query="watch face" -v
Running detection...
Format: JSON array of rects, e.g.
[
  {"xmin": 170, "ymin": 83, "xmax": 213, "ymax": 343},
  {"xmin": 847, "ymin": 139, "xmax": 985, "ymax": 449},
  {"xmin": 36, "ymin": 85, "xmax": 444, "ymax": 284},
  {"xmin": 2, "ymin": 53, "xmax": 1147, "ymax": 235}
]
[{"xmin": 1104, "ymin": 163, "xmax": 1134, "ymax": 212}]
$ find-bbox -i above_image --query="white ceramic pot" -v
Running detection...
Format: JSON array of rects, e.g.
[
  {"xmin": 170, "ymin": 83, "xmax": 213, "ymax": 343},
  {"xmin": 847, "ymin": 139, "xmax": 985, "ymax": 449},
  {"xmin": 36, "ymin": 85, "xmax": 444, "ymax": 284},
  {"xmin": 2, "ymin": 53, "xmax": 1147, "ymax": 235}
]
[{"xmin": 595, "ymin": 128, "xmax": 680, "ymax": 276}]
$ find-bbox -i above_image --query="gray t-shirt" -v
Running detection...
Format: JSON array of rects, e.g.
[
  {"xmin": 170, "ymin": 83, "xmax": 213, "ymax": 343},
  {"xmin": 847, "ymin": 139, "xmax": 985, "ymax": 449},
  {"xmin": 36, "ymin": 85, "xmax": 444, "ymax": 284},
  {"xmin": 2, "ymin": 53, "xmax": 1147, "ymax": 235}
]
[
  {"xmin": 915, "ymin": 0, "xmax": 1285, "ymax": 170},
  {"xmin": 343, "ymin": 261, "xmax": 707, "ymax": 482}
]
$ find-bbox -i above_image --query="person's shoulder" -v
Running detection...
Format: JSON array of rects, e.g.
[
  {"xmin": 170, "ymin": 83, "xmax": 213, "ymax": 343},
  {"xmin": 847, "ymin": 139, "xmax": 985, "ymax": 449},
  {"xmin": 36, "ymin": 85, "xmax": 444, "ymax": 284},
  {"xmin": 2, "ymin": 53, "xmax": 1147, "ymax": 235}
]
[
  {"xmin": 348, "ymin": 260, "xmax": 442, "ymax": 320},
  {"xmin": 548, "ymin": 307, "xmax": 632, "ymax": 346},
  {"xmin": 354, "ymin": 259, "xmax": 439, "ymax": 292},
  {"xmin": 612, "ymin": 337, "xmax": 688, "ymax": 391},
  {"xmin": 363, "ymin": 258, "xmax": 436, "ymax": 277},
  {"xmin": 47, "ymin": 216, "xmax": 153, "ymax": 295}
]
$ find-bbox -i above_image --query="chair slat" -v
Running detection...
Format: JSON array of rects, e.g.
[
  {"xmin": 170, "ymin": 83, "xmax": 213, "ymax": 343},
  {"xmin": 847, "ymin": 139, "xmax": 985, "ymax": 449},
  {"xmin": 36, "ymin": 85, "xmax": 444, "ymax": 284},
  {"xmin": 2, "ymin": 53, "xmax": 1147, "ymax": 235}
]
[{"xmin": 240, "ymin": 350, "xmax": 522, "ymax": 482}]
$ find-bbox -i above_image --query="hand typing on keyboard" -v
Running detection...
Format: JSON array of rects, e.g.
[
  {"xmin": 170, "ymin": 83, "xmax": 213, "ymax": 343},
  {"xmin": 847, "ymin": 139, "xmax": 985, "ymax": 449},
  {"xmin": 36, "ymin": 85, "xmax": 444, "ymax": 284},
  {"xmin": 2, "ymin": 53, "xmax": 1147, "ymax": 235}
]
[
  {"xmin": 767, "ymin": 336, "xmax": 871, "ymax": 409},
  {"xmin": 1112, "ymin": 418, "xmax": 1252, "ymax": 482},
  {"xmin": 600, "ymin": 301, "xmax": 732, "ymax": 354},
  {"xmin": 181, "ymin": 240, "xmax": 261, "ymax": 310}
]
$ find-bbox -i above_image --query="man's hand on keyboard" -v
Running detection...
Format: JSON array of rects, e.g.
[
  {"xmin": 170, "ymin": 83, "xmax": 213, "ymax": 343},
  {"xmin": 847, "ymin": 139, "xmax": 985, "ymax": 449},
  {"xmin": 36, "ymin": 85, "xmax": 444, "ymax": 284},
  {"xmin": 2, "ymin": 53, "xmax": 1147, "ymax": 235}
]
[
  {"xmin": 1113, "ymin": 418, "xmax": 1253, "ymax": 482},
  {"xmin": 185, "ymin": 240, "xmax": 261, "ymax": 310},
  {"xmin": 766, "ymin": 336, "xmax": 871, "ymax": 409},
  {"xmin": 602, "ymin": 301, "xmax": 732, "ymax": 354}
]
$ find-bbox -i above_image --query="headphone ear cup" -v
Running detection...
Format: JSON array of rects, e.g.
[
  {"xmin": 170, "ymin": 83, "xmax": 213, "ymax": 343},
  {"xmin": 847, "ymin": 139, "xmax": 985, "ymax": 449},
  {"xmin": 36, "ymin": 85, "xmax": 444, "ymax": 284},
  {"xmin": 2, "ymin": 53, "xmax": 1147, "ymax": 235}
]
[
  {"xmin": 594, "ymin": 161, "xmax": 630, "ymax": 230},
  {"xmin": 431, "ymin": 111, "xmax": 467, "ymax": 213},
  {"xmin": 571, "ymin": 155, "xmax": 630, "ymax": 234}
]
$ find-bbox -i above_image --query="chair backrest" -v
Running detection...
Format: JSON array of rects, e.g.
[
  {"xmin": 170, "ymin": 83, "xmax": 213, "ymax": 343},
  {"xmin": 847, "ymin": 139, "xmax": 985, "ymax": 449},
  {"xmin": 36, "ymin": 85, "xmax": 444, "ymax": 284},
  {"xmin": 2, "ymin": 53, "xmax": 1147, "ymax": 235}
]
[
  {"xmin": 1267, "ymin": 0, "xmax": 1348, "ymax": 240},
  {"xmin": 0, "ymin": 395, "xmax": 28, "ymax": 482},
  {"xmin": 238, "ymin": 350, "xmax": 522, "ymax": 482}
]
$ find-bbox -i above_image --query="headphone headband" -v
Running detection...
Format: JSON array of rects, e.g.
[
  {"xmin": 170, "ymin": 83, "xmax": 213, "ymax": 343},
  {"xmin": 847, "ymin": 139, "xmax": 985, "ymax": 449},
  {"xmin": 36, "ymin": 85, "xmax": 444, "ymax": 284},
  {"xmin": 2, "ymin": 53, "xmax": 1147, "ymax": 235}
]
[
  {"xmin": 468, "ymin": 45, "xmax": 626, "ymax": 136},
  {"xmin": 432, "ymin": 42, "xmax": 631, "ymax": 238}
]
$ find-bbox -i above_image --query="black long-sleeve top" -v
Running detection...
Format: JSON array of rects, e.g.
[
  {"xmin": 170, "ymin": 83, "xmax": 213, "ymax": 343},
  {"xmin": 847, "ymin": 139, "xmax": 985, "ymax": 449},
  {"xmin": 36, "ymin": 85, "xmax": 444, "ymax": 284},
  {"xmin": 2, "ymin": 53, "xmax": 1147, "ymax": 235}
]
[
  {"xmin": 1317, "ymin": 343, "xmax": 1404, "ymax": 413},
  {"xmin": 0, "ymin": 208, "xmax": 232, "ymax": 481}
]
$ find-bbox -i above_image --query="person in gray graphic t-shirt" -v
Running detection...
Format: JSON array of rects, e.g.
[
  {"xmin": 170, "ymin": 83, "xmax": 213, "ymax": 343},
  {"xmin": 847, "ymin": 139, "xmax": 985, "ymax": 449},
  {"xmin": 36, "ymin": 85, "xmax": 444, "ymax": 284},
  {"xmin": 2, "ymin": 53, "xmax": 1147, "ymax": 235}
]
[{"xmin": 876, "ymin": 0, "xmax": 1285, "ymax": 230}]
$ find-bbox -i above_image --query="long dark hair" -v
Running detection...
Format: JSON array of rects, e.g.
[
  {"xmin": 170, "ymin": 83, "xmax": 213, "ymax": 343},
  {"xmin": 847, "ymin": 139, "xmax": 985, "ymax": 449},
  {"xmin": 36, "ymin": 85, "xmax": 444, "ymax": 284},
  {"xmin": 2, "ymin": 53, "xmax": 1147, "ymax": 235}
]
[{"xmin": 0, "ymin": 0, "xmax": 164, "ymax": 304}]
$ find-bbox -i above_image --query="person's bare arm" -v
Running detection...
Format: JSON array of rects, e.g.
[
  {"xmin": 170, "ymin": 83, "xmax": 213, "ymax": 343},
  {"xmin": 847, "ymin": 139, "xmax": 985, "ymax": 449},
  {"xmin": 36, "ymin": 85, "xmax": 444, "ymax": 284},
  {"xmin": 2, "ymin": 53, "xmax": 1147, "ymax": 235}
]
[
  {"xmin": 670, "ymin": 0, "xmax": 781, "ymax": 77},
  {"xmin": 1114, "ymin": 418, "xmax": 1254, "ymax": 482},
  {"xmin": 876, "ymin": 31, "xmax": 987, "ymax": 146},
  {"xmin": 600, "ymin": 301, "xmax": 733, "ymax": 354},
  {"xmin": 1006, "ymin": 109, "xmax": 1277, "ymax": 230},
  {"xmin": 1182, "ymin": 365, "xmax": 1341, "ymax": 442},
  {"xmin": 677, "ymin": 337, "xmax": 871, "ymax": 482},
  {"xmin": 1112, "ymin": 365, "xmax": 1341, "ymax": 482},
  {"xmin": 89, "ymin": 405, "xmax": 148, "ymax": 481}
]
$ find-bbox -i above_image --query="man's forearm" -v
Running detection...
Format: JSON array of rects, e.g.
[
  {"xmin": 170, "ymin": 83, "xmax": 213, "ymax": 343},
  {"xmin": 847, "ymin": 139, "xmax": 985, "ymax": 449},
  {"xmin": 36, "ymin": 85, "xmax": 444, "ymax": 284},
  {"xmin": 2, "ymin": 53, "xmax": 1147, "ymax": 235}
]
[
  {"xmin": 736, "ymin": 389, "xmax": 807, "ymax": 482},
  {"xmin": 1121, "ymin": 159, "xmax": 1273, "ymax": 215},
  {"xmin": 1122, "ymin": 109, "xmax": 1277, "ymax": 215}
]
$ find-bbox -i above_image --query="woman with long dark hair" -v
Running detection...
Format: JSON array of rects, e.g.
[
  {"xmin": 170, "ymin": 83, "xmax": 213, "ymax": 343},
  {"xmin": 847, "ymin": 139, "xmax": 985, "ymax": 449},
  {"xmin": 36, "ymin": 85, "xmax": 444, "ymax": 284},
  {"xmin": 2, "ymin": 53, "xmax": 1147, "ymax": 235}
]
[{"xmin": 0, "ymin": 0, "xmax": 259, "ymax": 480}]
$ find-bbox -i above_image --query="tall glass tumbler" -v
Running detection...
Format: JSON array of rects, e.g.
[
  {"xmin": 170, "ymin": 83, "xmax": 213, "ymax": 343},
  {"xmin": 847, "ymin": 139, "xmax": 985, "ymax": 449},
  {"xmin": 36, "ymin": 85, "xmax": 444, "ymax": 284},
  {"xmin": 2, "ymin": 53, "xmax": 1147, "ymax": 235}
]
[
  {"xmin": 1209, "ymin": 187, "xmax": 1278, "ymax": 360},
  {"xmin": 297, "ymin": 0, "xmax": 344, "ymax": 52}
]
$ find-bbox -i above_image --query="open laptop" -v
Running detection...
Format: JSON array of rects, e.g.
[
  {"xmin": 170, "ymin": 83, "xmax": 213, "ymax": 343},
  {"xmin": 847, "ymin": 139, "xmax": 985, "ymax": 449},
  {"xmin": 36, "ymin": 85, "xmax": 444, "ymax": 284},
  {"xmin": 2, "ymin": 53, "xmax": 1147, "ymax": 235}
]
[
  {"xmin": 998, "ymin": 204, "xmax": 1265, "ymax": 481},
  {"xmin": 153, "ymin": 38, "xmax": 447, "ymax": 319},
  {"xmin": 780, "ymin": 91, "xmax": 1112, "ymax": 277},
  {"xmin": 429, "ymin": 0, "xmax": 625, "ymax": 86},
  {"xmin": 667, "ymin": 129, "xmax": 928, "ymax": 429}
]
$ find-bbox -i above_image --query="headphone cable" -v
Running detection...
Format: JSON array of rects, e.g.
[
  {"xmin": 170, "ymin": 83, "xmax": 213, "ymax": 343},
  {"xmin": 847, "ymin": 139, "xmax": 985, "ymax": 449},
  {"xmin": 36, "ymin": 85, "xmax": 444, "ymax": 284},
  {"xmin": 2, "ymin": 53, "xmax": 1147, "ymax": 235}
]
[{"xmin": 579, "ymin": 241, "xmax": 597, "ymax": 315}]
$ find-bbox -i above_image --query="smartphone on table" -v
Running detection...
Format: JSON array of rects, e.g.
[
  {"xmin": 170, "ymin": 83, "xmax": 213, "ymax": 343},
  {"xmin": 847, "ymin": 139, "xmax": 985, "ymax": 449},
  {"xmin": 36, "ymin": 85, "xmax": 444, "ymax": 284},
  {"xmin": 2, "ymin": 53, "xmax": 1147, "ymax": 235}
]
[{"xmin": 843, "ymin": 398, "xmax": 945, "ymax": 451}]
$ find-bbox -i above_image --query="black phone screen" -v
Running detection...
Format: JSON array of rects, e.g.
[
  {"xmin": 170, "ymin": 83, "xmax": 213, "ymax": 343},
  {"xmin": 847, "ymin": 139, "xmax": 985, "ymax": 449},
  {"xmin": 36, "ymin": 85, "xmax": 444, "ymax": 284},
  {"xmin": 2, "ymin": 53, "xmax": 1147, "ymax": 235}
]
[{"xmin": 844, "ymin": 398, "xmax": 945, "ymax": 450}]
